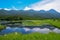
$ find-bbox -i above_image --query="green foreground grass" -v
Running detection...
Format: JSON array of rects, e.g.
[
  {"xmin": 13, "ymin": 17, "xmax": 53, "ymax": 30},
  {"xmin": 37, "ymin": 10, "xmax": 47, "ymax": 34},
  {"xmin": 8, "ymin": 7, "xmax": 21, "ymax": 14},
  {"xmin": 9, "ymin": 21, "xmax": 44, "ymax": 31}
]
[
  {"xmin": 23, "ymin": 19, "xmax": 60, "ymax": 28},
  {"xmin": 0, "ymin": 32, "xmax": 60, "ymax": 40}
]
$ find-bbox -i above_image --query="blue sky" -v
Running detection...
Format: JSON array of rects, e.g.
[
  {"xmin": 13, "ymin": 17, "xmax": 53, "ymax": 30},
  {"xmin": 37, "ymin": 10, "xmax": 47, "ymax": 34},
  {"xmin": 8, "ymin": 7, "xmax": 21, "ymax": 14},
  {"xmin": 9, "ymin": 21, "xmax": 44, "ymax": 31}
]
[
  {"xmin": 0, "ymin": 0, "xmax": 60, "ymax": 12},
  {"xmin": 0, "ymin": 0, "xmax": 41, "ymax": 10}
]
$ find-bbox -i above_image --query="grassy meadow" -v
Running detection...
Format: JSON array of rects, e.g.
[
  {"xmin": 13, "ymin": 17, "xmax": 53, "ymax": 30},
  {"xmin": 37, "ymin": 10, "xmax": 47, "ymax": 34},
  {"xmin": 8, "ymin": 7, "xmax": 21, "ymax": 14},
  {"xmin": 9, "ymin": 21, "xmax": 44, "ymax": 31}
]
[{"xmin": 0, "ymin": 32, "xmax": 60, "ymax": 40}]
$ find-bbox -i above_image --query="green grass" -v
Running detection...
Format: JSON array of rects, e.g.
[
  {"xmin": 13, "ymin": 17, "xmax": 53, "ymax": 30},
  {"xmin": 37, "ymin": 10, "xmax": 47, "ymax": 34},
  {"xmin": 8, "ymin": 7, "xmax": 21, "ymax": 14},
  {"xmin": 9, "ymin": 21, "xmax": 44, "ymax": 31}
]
[
  {"xmin": 23, "ymin": 19, "xmax": 60, "ymax": 28},
  {"xmin": 0, "ymin": 32, "xmax": 60, "ymax": 40}
]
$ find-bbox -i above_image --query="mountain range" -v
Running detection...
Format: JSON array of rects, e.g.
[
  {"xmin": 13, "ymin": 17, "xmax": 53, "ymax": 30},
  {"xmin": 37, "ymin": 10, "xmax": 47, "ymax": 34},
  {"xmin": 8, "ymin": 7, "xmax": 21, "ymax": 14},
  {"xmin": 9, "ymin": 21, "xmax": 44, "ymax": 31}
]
[{"xmin": 0, "ymin": 9, "xmax": 60, "ymax": 20}]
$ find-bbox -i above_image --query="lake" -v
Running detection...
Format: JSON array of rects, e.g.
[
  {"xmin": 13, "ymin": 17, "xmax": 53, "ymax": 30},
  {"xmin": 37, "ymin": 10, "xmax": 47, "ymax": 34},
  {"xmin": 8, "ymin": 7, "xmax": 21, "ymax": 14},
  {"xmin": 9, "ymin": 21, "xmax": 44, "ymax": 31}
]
[
  {"xmin": 0, "ymin": 26, "xmax": 60, "ymax": 35},
  {"xmin": 0, "ymin": 21, "xmax": 60, "ymax": 35}
]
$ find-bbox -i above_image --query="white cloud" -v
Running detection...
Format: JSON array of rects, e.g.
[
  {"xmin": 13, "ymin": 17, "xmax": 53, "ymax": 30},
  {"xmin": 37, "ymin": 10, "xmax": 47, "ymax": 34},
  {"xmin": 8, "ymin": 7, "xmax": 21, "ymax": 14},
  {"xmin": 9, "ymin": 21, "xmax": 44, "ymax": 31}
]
[
  {"xmin": 0, "ymin": 8, "xmax": 11, "ymax": 10},
  {"xmin": 24, "ymin": 7, "xmax": 31, "ymax": 10},
  {"xmin": 4, "ymin": 8, "xmax": 11, "ymax": 10},
  {"xmin": 29, "ymin": 0, "xmax": 60, "ymax": 12}
]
